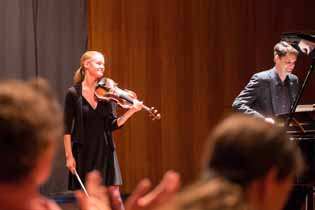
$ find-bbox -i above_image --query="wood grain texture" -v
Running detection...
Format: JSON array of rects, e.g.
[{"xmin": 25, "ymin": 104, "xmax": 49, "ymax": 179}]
[{"xmin": 88, "ymin": 0, "xmax": 315, "ymax": 192}]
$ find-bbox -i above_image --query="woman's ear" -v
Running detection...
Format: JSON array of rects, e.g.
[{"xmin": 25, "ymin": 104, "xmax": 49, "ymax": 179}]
[{"xmin": 83, "ymin": 59, "xmax": 90, "ymax": 70}]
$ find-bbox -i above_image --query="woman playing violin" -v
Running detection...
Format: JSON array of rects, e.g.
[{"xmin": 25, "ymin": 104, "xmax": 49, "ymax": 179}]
[{"xmin": 63, "ymin": 51, "xmax": 142, "ymax": 210}]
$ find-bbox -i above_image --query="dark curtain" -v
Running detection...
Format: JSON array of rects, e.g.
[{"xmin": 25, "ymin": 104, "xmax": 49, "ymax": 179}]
[
  {"xmin": 0, "ymin": 0, "xmax": 88, "ymax": 194},
  {"xmin": 0, "ymin": 0, "xmax": 37, "ymax": 78}
]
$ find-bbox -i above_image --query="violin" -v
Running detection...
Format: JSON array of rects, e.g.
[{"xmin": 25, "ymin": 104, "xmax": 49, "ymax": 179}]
[{"xmin": 95, "ymin": 78, "xmax": 161, "ymax": 120}]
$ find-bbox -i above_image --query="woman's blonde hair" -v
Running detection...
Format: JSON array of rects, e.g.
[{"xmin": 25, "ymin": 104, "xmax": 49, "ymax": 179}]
[{"xmin": 73, "ymin": 51, "xmax": 104, "ymax": 85}]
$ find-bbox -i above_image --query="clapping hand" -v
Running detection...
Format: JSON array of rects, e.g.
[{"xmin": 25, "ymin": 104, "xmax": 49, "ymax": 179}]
[
  {"xmin": 76, "ymin": 170, "xmax": 180, "ymax": 210},
  {"xmin": 125, "ymin": 170, "xmax": 181, "ymax": 210}
]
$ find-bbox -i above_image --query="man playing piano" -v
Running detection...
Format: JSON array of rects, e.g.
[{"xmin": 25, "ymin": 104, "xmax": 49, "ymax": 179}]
[
  {"xmin": 232, "ymin": 41, "xmax": 307, "ymax": 210},
  {"xmin": 232, "ymin": 41, "xmax": 299, "ymax": 123}
]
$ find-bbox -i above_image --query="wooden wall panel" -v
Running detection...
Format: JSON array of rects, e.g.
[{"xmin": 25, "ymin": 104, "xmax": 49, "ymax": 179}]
[{"xmin": 88, "ymin": 0, "xmax": 315, "ymax": 192}]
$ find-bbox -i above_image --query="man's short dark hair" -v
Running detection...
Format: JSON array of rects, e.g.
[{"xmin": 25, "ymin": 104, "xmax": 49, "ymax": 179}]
[
  {"xmin": 0, "ymin": 78, "xmax": 62, "ymax": 182},
  {"xmin": 202, "ymin": 114, "xmax": 304, "ymax": 186},
  {"xmin": 274, "ymin": 41, "xmax": 299, "ymax": 58}
]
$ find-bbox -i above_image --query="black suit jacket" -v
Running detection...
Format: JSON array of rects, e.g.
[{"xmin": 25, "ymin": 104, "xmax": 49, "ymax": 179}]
[{"xmin": 232, "ymin": 68, "xmax": 299, "ymax": 118}]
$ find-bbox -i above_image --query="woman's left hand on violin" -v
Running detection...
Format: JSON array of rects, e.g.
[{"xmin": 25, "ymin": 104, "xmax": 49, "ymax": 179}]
[
  {"xmin": 122, "ymin": 89, "xmax": 143, "ymax": 112},
  {"xmin": 130, "ymin": 100, "xmax": 143, "ymax": 112}
]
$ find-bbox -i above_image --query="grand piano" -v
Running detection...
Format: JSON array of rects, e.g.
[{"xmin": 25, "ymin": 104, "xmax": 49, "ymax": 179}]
[{"xmin": 278, "ymin": 32, "xmax": 315, "ymax": 210}]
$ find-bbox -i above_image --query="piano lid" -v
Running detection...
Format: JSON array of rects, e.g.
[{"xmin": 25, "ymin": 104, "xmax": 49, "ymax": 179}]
[{"xmin": 282, "ymin": 32, "xmax": 315, "ymax": 55}]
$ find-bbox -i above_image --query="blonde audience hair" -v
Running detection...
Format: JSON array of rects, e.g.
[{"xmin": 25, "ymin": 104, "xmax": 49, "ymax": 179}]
[{"xmin": 157, "ymin": 178, "xmax": 247, "ymax": 210}]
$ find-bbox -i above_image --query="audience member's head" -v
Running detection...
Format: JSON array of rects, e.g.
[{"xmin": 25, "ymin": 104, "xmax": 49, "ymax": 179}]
[
  {"xmin": 0, "ymin": 78, "xmax": 63, "ymax": 209},
  {"xmin": 201, "ymin": 114, "xmax": 303, "ymax": 210}
]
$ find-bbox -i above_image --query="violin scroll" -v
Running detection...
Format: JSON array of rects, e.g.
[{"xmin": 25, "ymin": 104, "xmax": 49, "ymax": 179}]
[{"xmin": 149, "ymin": 107, "xmax": 161, "ymax": 120}]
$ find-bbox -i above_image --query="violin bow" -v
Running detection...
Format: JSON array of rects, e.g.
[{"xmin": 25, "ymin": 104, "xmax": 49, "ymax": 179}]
[{"xmin": 74, "ymin": 169, "xmax": 89, "ymax": 197}]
